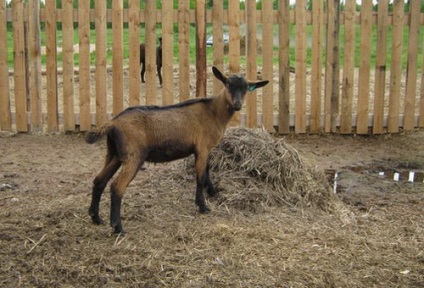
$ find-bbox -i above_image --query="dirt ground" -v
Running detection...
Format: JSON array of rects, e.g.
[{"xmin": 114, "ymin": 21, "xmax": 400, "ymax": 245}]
[{"xmin": 0, "ymin": 128, "xmax": 423, "ymax": 287}]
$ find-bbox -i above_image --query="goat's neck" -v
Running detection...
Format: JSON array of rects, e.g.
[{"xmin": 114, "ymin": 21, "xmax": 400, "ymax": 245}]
[{"xmin": 211, "ymin": 92, "xmax": 235, "ymax": 127}]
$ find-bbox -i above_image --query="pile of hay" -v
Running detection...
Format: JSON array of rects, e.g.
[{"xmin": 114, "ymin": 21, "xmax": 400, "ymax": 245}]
[{"xmin": 170, "ymin": 128, "xmax": 352, "ymax": 222}]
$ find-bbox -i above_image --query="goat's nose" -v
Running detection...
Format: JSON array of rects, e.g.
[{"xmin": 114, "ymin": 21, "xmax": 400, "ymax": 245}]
[{"xmin": 233, "ymin": 102, "xmax": 242, "ymax": 111}]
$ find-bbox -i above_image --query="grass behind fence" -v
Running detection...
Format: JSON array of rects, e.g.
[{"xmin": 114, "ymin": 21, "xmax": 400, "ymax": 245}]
[{"xmin": 5, "ymin": 24, "xmax": 423, "ymax": 71}]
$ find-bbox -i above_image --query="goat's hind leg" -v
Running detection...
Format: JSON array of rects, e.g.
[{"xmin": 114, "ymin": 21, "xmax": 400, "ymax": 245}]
[{"xmin": 89, "ymin": 156, "xmax": 121, "ymax": 225}]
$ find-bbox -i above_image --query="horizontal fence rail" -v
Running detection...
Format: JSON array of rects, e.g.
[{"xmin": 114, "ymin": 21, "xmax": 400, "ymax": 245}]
[{"xmin": 1, "ymin": 0, "xmax": 424, "ymax": 134}]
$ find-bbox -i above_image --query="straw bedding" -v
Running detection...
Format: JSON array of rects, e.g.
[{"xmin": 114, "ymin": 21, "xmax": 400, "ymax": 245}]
[
  {"xmin": 170, "ymin": 127, "xmax": 353, "ymax": 223},
  {"xmin": 2, "ymin": 130, "xmax": 423, "ymax": 287}
]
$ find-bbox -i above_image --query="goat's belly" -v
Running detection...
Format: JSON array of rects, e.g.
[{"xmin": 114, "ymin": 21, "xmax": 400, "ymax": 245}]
[{"xmin": 145, "ymin": 144, "xmax": 194, "ymax": 163}]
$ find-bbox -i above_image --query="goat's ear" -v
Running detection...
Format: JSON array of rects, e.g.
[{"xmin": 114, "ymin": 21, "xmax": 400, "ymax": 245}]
[
  {"xmin": 247, "ymin": 80, "xmax": 269, "ymax": 92},
  {"xmin": 212, "ymin": 66, "xmax": 227, "ymax": 84}
]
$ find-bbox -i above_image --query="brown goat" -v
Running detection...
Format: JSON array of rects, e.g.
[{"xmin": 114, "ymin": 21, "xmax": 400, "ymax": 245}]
[
  {"xmin": 84, "ymin": 66, "xmax": 269, "ymax": 234},
  {"xmin": 140, "ymin": 37, "xmax": 162, "ymax": 86}
]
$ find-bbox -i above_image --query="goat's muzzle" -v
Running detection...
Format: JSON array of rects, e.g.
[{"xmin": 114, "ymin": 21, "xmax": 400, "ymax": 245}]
[{"xmin": 233, "ymin": 102, "xmax": 242, "ymax": 111}]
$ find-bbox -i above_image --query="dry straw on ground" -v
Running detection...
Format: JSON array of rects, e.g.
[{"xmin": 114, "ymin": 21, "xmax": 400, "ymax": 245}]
[
  {"xmin": 170, "ymin": 127, "xmax": 353, "ymax": 224},
  {"xmin": 1, "ymin": 131, "xmax": 423, "ymax": 287}
]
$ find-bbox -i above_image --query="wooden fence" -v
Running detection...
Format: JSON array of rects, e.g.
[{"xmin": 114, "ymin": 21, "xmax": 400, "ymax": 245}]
[{"xmin": 1, "ymin": 0, "xmax": 424, "ymax": 134}]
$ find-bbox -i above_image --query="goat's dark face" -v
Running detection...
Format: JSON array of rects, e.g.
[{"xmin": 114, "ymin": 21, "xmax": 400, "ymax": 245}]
[
  {"xmin": 212, "ymin": 66, "xmax": 269, "ymax": 111},
  {"xmin": 226, "ymin": 75, "xmax": 249, "ymax": 111}
]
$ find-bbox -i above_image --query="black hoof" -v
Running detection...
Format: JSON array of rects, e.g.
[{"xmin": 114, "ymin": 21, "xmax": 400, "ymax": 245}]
[
  {"xmin": 91, "ymin": 215, "xmax": 104, "ymax": 225},
  {"xmin": 113, "ymin": 227, "xmax": 125, "ymax": 235},
  {"xmin": 111, "ymin": 222, "xmax": 124, "ymax": 234},
  {"xmin": 199, "ymin": 206, "xmax": 211, "ymax": 214},
  {"xmin": 207, "ymin": 188, "xmax": 218, "ymax": 197}
]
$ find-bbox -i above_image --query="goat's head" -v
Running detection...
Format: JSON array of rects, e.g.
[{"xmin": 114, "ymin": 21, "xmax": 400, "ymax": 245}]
[{"xmin": 212, "ymin": 66, "xmax": 269, "ymax": 111}]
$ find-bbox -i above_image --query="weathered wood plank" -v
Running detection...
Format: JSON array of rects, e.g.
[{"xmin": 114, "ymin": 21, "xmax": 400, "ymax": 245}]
[
  {"xmin": 330, "ymin": 0, "xmax": 340, "ymax": 133},
  {"xmin": 324, "ymin": 0, "xmax": 336, "ymax": 133},
  {"xmin": 0, "ymin": 0, "xmax": 12, "ymax": 131},
  {"xmin": 310, "ymin": 0, "xmax": 323, "ymax": 133},
  {"xmin": 356, "ymin": 0, "xmax": 372, "ymax": 134},
  {"xmin": 388, "ymin": 0, "xmax": 404, "ymax": 133},
  {"xmin": 145, "ymin": 0, "xmax": 156, "ymax": 105},
  {"xmin": 212, "ymin": 0, "xmax": 224, "ymax": 96},
  {"xmin": 112, "ymin": 0, "xmax": 124, "ymax": 114},
  {"xmin": 420, "ymin": 42, "xmax": 424, "ymax": 128},
  {"xmin": 195, "ymin": 0, "xmax": 206, "ymax": 98},
  {"xmin": 45, "ymin": 0, "xmax": 58, "ymax": 131},
  {"xmin": 28, "ymin": 0, "xmax": 43, "ymax": 131},
  {"xmin": 228, "ymin": 0, "xmax": 240, "ymax": 126},
  {"xmin": 340, "ymin": 0, "xmax": 356, "ymax": 134},
  {"xmin": 162, "ymin": 0, "xmax": 174, "ymax": 105},
  {"xmin": 78, "ymin": 0, "xmax": 91, "ymax": 131},
  {"xmin": 62, "ymin": 0, "xmax": 75, "ymax": 131},
  {"xmin": 246, "ymin": 0, "xmax": 257, "ymax": 128},
  {"xmin": 179, "ymin": 0, "xmax": 190, "ymax": 102},
  {"xmin": 95, "ymin": 0, "xmax": 107, "ymax": 126},
  {"xmin": 128, "ymin": 0, "xmax": 140, "ymax": 107},
  {"xmin": 278, "ymin": 0, "xmax": 290, "ymax": 134},
  {"xmin": 261, "ymin": 0, "xmax": 274, "ymax": 132},
  {"xmin": 295, "ymin": 0, "xmax": 307, "ymax": 133},
  {"xmin": 372, "ymin": 0, "xmax": 388, "ymax": 134},
  {"xmin": 403, "ymin": 0, "xmax": 420, "ymax": 130}
]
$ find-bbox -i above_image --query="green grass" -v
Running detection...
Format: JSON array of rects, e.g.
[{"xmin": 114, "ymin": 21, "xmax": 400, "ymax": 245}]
[{"xmin": 5, "ymin": 24, "xmax": 423, "ymax": 71}]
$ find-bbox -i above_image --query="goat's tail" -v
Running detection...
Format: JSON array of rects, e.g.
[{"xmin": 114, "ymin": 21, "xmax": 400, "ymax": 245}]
[{"xmin": 84, "ymin": 122, "xmax": 113, "ymax": 144}]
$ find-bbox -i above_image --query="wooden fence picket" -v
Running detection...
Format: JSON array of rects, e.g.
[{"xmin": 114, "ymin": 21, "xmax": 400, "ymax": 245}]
[
  {"xmin": 212, "ymin": 0, "xmax": 224, "ymax": 97},
  {"xmin": 12, "ymin": 0, "xmax": 28, "ymax": 132},
  {"xmin": 246, "ymin": 0, "xmax": 257, "ymax": 128},
  {"xmin": 145, "ymin": 0, "xmax": 156, "ymax": 105},
  {"xmin": 340, "ymin": 0, "xmax": 356, "ymax": 134},
  {"xmin": 28, "ymin": 0, "xmax": 43, "ymax": 131},
  {"xmin": 0, "ymin": 0, "xmax": 11, "ymax": 131},
  {"xmin": 310, "ymin": 0, "xmax": 323, "ymax": 133},
  {"xmin": 178, "ymin": 0, "xmax": 190, "ymax": 102},
  {"xmin": 330, "ymin": 0, "xmax": 341, "ymax": 133},
  {"xmin": 195, "ymin": 0, "xmax": 206, "ymax": 99},
  {"xmin": 404, "ymin": 0, "xmax": 421, "ymax": 131},
  {"xmin": 161, "ymin": 0, "xmax": 174, "ymax": 105},
  {"xmin": 228, "ymin": 0, "xmax": 240, "ymax": 126},
  {"xmin": 324, "ymin": 0, "xmax": 336, "ymax": 133},
  {"xmin": 278, "ymin": 0, "xmax": 290, "ymax": 134},
  {"xmin": 388, "ymin": 0, "xmax": 404, "ymax": 133},
  {"xmin": 45, "ymin": 0, "xmax": 59, "ymax": 131},
  {"xmin": 295, "ymin": 0, "xmax": 307, "ymax": 133},
  {"xmin": 95, "ymin": 0, "xmax": 107, "ymax": 126},
  {"xmin": 261, "ymin": 0, "xmax": 274, "ymax": 132},
  {"xmin": 78, "ymin": 0, "xmax": 91, "ymax": 131},
  {"xmin": 373, "ymin": 0, "xmax": 389, "ymax": 134},
  {"xmin": 128, "ymin": 0, "xmax": 140, "ymax": 107},
  {"xmin": 421, "ymin": 27, "xmax": 424, "ymax": 128},
  {"xmin": 62, "ymin": 0, "xmax": 75, "ymax": 131},
  {"xmin": 356, "ymin": 0, "xmax": 372, "ymax": 134},
  {"xmin": 112, "ymin": 0, "xmax": 124, "ymax": 114}
]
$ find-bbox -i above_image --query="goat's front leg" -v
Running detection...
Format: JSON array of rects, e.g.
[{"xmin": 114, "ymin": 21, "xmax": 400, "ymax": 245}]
[
  {"xmin": 194, "ymin": 152, "xmax": 210, "ymax": 213},
  {"xmin": 110, "ymin": 161, "xmax": 140, "ymax": 234},
  {"xmin": 205, "ymin": 160, "xmax": 217, "ymax": 197}
]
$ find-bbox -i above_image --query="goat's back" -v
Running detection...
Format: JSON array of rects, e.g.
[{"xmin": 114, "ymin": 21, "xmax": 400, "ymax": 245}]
[{"xmin": 112, "ymin": 99, "xmax": 217, "ymax": 148}]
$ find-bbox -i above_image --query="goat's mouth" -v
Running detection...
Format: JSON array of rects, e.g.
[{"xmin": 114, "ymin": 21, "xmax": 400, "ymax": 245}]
[{"xmin": 233, "ymin": 102, "xmax": 242, "ymax": 111}]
